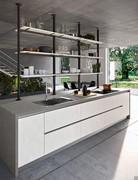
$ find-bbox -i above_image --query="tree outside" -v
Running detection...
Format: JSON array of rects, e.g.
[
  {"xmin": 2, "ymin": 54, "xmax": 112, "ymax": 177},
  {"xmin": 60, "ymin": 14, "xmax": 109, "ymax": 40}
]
[{"xmin": 109, "ymin": 45, "xmax": 138, "ymax": 88}]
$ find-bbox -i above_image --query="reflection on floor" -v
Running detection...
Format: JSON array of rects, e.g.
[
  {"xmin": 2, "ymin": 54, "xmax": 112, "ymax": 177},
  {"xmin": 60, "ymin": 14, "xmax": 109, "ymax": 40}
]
[{"xmin": 0, "ymin": 95, "xmax": 138, "ymax": 180}]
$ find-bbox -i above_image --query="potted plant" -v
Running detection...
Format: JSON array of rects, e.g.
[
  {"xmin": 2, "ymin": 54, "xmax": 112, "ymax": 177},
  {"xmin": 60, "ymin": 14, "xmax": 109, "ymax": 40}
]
[{"xmin": 92, "ymin": 63, "xmax": 101, "ymax": 73}]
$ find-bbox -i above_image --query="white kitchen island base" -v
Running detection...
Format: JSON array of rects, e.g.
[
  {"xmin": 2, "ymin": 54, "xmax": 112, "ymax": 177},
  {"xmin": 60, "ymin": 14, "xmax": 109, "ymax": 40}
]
[{"xmin": 0, "ymin": 90, "xmax": 130, "ymax": 176}]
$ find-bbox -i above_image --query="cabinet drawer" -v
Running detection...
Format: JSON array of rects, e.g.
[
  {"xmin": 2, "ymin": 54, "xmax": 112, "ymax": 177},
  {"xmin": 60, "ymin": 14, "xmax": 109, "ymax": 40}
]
[
  {"xmin": 45, "ymin": 123, "xmax": 80, "ymax": 155},
  {"xmin": 45, "ymin": 105, "xmax": 80, "ymax": 133},
  {"xmin": 80, "ymin": 92, "xmax": 129, "ymax": 119},
  {"xmin": 80, "ymin": 105, "xmax": 127, "ymax": 138}
]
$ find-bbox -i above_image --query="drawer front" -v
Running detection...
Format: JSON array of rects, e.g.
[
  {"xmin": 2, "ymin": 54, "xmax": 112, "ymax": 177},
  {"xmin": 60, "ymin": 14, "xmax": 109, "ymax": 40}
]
[
  {"xmin": 45, "ymin": 123, "xmax": 80, "ymax": 155},
  {"xmin": 80, "ymin": 92, "xmax": 129, "ymax": 119},
  {"xmin": 45, "ymin": 105, "xmax": 80, "ymax": 133},
  {"xmin": 80, "ymin": 105, "xmax": 127, "ymax": 138}
]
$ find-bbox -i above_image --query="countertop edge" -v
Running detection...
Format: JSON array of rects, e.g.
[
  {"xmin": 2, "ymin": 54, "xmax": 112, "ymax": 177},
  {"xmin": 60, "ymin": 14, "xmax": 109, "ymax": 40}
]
[{"xmin": 16, "ymin": 89, "xmax": 130, "ymax": 119}]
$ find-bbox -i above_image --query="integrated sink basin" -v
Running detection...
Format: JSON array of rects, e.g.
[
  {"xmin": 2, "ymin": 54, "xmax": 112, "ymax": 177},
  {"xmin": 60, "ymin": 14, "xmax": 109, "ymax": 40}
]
[{"xmin": 34, "ymin": 97, "xmax": 73, "ymax": 106}]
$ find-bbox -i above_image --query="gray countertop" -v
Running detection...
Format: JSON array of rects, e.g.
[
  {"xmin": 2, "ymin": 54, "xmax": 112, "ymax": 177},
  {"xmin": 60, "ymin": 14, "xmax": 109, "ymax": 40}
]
[{"xmin": 0, "ymin": 88, "xmax": 130, "ymax": 119}]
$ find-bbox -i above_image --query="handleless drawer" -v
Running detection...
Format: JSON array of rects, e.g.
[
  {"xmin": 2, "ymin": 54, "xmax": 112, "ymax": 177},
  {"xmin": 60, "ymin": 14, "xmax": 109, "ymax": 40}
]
[
  {"xmin": 45, "ymin": 105, "xmax": 80, "ymax": 133},
  {"xmin": 80, "ymin": 92, "xmax": 129, "ymax": 119},
  {"xmin": 44, "ymin": 122, "xmax": 80, "ymax": 155}
]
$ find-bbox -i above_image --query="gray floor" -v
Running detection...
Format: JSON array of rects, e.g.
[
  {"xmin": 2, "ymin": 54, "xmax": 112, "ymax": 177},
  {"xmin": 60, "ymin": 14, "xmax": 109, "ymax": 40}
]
[{"xmin": 0, "ymin": 95, "xmax": 138, "ymax": 180}]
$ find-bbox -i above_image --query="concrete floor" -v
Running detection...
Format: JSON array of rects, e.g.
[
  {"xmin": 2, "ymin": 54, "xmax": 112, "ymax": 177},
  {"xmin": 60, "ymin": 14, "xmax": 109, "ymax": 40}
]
[{"xmin": 0, "ymin": 95, "xmax": 138, "ymax": 180}]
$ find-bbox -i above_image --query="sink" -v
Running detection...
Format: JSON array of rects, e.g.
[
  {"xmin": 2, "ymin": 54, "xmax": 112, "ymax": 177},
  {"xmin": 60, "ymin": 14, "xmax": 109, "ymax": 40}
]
[
  {"xmin": 92, "ymin": 89, "xmax": 119, "ymax": 94},
  {"xmin": 34, "ymin": 97, "xmax": 73, "ymax": 106}
]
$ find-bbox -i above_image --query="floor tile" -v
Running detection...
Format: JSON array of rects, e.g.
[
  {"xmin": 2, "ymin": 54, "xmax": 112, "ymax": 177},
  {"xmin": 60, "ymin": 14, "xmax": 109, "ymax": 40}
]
[
  {"xmin": 53, "ymin": 134, "xmax": 102, "ymax": 165},
  {"xmin": 63, "ymin": 156, "xmax": 108, "ymax": 180},
  {"xmin": 40, "ymin": 167, "xmax": 80, "ymax": 180},
  {"xmin": 19, "ymin": 157, "xmax": 60, "ymax": 180}
]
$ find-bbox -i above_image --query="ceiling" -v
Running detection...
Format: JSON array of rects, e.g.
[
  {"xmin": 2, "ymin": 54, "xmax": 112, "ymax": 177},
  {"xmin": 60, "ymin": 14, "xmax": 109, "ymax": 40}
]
[{"xmin": 0, "ymin": 0, "xmax": 138, "ymax": 49}]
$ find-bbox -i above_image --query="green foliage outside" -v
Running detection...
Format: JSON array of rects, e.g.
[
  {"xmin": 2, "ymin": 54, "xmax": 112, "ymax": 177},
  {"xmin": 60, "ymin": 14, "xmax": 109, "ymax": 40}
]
[
  {"xmin": 0, "ymin": 72, "xmax": 45, "ymax": 97},
  {"xmin": 0, "ymin": 73, "xmax": 16, "ymax": 96},
  {"xmin": 109, "ymin": 46, "xmax": 138, "ymax": 88},
  {"xmin": 109, "ymin": 45, "xmax": 138, "ymax": 80}
]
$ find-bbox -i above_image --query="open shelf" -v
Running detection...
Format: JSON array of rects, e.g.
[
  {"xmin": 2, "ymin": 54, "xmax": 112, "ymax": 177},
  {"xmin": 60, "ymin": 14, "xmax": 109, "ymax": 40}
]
[
  {"xmin": 20, "ymin": 72, "xmax": 103, "ymax": 78},
  {"xmin": 20, "ymin": 26, "xmax": 103, "ymax": 45},
  {"xmin": 20, "ymin": 74, "xmax": 55, "ymax": 78},
  {"xmin": 20, "ymin": 51, "xmax": 103, "ymax": 60},
  {"xmin": 80, "ymin": 72, "xmax": 103, "ymax": 75}
]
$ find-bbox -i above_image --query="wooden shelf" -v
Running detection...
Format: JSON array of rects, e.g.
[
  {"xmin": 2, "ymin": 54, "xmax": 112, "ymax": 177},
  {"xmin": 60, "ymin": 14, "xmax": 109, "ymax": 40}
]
[
  {"xmin": 20, "ymin": 26, "xmax": 103, "ymax": 45},
  {"xmin": 20, "ymin": 51, "xmax": 103, "ymax": 60},
  {"xmin": 20, "ymin": 72, "xmax": 103, "ymax": 78}
]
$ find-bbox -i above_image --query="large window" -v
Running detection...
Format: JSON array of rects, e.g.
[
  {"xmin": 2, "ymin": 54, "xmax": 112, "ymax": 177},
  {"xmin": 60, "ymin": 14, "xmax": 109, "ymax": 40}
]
[{"xmin": 108, "ymin": 46, "xmax": 138, "ymax": 88}]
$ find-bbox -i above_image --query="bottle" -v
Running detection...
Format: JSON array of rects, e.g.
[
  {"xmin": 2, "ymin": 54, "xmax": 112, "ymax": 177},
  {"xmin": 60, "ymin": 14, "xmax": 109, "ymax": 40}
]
[{"xmin": 83, "ymin": 85, "xmax": 87, "ymax": 96}]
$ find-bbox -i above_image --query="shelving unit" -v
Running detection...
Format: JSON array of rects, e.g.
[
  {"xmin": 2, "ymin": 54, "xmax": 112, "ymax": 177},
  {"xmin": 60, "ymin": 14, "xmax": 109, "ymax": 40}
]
[{"xmin": 16, "ymin": 3, "xmax": 103, "ymax": 99}]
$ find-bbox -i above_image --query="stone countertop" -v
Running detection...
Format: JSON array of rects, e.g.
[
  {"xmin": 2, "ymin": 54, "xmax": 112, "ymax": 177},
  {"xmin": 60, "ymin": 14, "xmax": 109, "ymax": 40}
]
[{"xmin": 0, "ymin": 88, "xmax": 130, "ymax": 119}]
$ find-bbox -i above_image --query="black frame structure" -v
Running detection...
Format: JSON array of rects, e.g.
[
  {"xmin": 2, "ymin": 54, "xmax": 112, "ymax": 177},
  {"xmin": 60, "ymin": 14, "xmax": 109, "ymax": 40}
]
[
  {"xmin": 16, "ymin": 3, "xmax": 21, "ymax": 100},
  {"xmin": 52, "ymin": 14, "xmax": 56, "ymax": 95},
  {"xmin": 96, "ymin": 28, "xmax": 100, "ymax": 88},
  {"xmin": 16, "ymin": 4, "xmax": 101, "ymax": 100},
  {"xmin": 77, "ymin": 22, "xmax": 81, "ymax": 91}
]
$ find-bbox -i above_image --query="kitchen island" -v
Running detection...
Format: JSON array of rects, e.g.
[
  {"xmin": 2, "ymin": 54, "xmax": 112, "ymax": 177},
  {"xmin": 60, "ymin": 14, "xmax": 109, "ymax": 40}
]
[{"xmin": 0, "ymin": 88, "xmax": 130, "ymax": 176}]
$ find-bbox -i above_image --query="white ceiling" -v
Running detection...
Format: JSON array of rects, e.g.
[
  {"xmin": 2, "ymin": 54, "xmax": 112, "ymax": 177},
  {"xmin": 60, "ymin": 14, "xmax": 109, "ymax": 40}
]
[{"xmin": 0, "ymin": 0, "xmax": 138, "ymax": 49}]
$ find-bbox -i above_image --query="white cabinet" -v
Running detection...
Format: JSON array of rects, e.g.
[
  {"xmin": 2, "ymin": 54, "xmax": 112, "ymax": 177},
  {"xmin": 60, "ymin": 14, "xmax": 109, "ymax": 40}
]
[
  {"xmin": 80, "ymin": 92, "xmax": 129, "ymax": 119},
  {"xmin": 18, "ymin": 113, "xmax": 45, "ymax": 167},
  {"xmin": 44, "ymin": 92, "xmax": 129, "ymax": 155},
  {"xmin": 18, "ymin": 92, "xmax": 130, "ymax": 167},
  {"xmin": 80, "ymin": 92, "xmax": 129, "ymax": 138},
  {"xmin": 80, "ymin": 106, "xmax": 126, "ymax": 138},
  {"xmin": 45, "ymin": 123, "xmax": 80, "ymax": 155},
  {"xmin": 44, "ymin": 105, "xmax": 80, "ymax": 133}
]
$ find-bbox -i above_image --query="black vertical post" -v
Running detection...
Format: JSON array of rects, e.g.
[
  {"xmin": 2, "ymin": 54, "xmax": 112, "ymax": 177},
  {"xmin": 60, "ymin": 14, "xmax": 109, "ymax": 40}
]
[
  {"xmin": 16, "ymin": 3, "xmax": 21, "ymax": 100},
  {"xmin": 77, "ymin": 22, "xmax": 81, "ymax": 90},
  {"xmin": 52, "ymin": 14, "xmax": 56, "ymax": 95},
  {"xmin": 96, "ymin": 28, "xmax": 100, "ymax": 88}
]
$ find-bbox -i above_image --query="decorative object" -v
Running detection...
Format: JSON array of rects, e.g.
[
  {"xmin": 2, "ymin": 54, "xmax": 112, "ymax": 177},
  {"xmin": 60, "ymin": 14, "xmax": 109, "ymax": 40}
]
[
  {"xmin": 70, "ymin": 68, "xmax": 77, "ymax": 73},
  {"xmin": 29, "ymin": 66, "xmax": 34, "ymax": 75},
  {"xmin": 39, "ymin": 46, "xmax": 52, "ymax": 53},
  {"xmin": 82, "ymin": 84, "xmax": 87, "ymax": 96},
  {"xmin": 23, "ymin": 67, "xmax": 29, "ymax": 75},
  {"xmin": 92, "ymin": 63, "xmax": 101, "ymax": 73},
  {"xmin": 23, "ymin": 47, "xmax": 39, "ymax": 52},
  {"xmin": 103, "ymin": 84, "xmax": 112, "ymax": 91}
]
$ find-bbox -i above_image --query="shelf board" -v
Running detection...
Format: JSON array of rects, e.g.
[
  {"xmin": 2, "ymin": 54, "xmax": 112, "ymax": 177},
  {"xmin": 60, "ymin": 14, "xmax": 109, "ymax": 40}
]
[
  {"xmin": 20, "ymin": 74, "xmax": 55, "ymax": 78},
  {"xmin": 20, "ymin": 51, "xmax": 103, "ymax": 60},
  {"xmin": 80, "ymin": 72, "xmax": 103, "ymax": 75},
  {"xmin": 20, "ymin": 26, "xmax": 103, "ymax": 45},
  {"xmin": 20, "ymin": 72, "xmax": 103, "ymax": 78}
]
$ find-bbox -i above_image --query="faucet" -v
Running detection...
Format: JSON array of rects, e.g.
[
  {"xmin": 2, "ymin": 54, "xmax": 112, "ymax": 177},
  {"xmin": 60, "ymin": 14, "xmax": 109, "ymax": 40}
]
[{"xmin": 45, "ymin": 82, "xmax": 48, "ymax": 101}]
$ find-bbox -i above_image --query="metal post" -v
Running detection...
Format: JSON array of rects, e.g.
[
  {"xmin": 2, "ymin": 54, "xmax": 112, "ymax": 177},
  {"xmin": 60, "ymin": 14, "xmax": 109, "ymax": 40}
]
[
  {"xmin": 52, "ymin": 14, "xmax": 56, "ymax": 95},
  {"xmin": 96, "ymin": 28, "xmax": 100, "ymax": 88},
  {"xmin": 16, "ymin": 3, "xmax": 21, "ymax": 100},
  {"xmin": 77, "ymin": 22, "xmax": 81, "ymax": 90}
]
